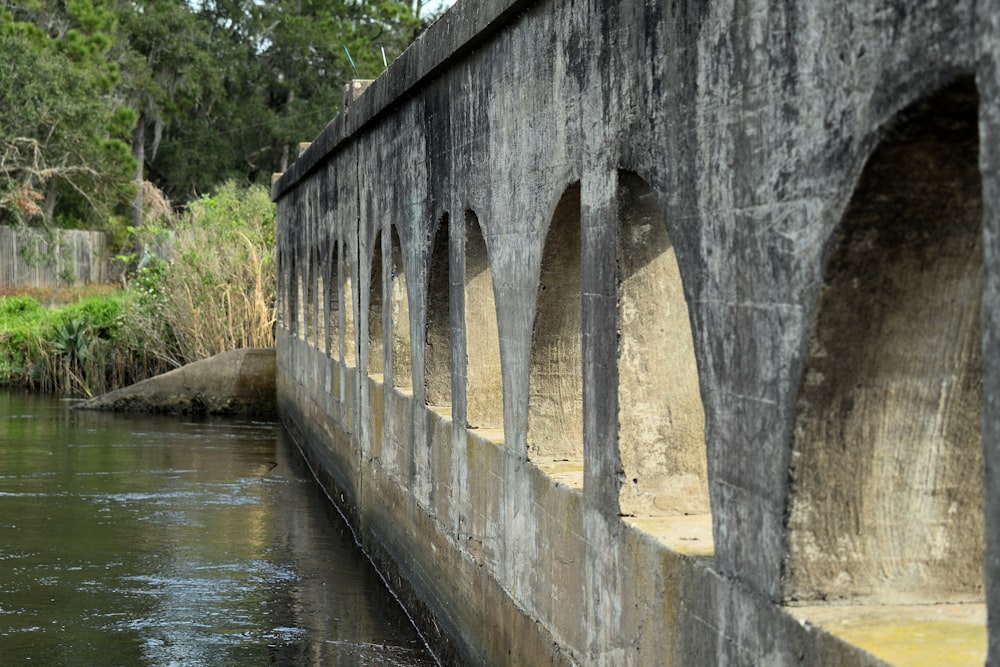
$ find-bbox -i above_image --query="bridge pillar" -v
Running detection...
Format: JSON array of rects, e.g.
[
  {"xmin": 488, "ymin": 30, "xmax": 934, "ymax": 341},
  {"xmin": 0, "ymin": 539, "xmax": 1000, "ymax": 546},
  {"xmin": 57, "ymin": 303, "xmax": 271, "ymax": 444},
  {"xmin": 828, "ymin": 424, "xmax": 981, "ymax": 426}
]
[{"xmin": 979, "ymin": 10, "xmax": 1000, "ymax": 661}]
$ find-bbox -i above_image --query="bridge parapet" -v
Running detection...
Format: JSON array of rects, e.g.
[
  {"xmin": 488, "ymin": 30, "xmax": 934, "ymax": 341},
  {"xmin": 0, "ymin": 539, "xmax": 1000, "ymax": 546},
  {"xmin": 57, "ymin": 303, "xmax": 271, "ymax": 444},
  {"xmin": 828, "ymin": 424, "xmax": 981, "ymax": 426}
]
[{"xmin": 274, "ymin": 0, "xmax": 1000, "ymax": 663}]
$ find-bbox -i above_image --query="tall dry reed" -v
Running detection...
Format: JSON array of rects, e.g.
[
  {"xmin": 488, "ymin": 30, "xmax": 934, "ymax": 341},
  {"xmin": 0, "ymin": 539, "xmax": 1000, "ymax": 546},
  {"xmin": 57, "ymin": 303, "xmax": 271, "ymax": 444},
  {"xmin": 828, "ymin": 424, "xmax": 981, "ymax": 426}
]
[{"xmin": 156, "ymin": 182, "xmax": 276, "ymax": 363}]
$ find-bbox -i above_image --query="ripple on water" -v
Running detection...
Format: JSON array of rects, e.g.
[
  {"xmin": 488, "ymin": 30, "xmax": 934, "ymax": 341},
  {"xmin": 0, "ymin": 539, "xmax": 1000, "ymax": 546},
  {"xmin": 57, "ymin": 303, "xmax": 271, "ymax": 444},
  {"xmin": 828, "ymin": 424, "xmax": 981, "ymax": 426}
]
[{"xmin": 0, "ymin": 391, "xmax": 438, "ymax": 666}]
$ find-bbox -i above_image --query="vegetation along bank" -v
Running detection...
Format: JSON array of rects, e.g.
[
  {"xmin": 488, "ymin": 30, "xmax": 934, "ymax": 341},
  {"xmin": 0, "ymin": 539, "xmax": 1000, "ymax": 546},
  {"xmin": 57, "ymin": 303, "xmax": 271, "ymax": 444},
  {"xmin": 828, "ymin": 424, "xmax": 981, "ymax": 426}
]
[
  {"xmin": 0, "ymin": 0, "xmax": 435, "ymax": 396},
  {"xmin": 0, "ymin": 183, "xmax": 276, "ymax": 397}
]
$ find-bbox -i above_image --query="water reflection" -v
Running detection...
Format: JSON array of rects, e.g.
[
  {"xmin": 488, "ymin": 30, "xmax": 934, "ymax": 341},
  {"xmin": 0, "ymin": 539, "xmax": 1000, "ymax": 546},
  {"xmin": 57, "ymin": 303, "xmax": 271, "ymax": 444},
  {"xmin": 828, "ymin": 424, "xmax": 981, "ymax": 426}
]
[{"xmin": 0, "ymin": 391, "xmax": 435, "ymax": 666}]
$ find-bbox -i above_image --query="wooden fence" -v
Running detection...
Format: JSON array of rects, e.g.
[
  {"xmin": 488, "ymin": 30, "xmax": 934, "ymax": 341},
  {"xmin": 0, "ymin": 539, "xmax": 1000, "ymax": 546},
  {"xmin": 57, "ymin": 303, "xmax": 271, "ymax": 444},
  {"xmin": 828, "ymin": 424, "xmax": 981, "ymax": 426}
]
[{"xmin": 0, "ymin": 226, "xmax": 109, "ymax": 288}]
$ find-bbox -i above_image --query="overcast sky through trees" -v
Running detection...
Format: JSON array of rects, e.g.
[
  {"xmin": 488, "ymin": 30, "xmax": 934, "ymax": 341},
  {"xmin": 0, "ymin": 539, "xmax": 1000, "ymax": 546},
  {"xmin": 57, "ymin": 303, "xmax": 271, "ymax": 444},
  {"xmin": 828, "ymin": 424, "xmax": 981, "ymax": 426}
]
[{"xmin": 423, "ymin": 0, "xmax": 457, "ymax": 18}]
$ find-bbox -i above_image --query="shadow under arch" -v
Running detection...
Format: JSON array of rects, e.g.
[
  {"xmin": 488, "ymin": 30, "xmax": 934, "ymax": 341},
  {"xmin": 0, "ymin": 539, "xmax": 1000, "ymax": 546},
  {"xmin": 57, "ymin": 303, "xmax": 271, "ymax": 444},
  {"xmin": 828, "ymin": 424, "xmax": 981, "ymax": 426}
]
[
  {"xmin": 528, "ymin": 183, "xmax": 583, "ymax": 463},
  {"xmin": 616, "ymin": 171, "xmax": 710, "ymax": 518},
  {"xmin": 784, "ymin": 76, "xmax": 983, "ymax": 605},
  {"xmin": 425, "ymin": 213, "xmax": 451, "ymax": 409},
  {"xmin": 464, "ymin": 210, "xmax": 503, "ymax": 432},
  {"xmin": 308, "ymin": 238, "xmax": 319, "ymax": 344}
]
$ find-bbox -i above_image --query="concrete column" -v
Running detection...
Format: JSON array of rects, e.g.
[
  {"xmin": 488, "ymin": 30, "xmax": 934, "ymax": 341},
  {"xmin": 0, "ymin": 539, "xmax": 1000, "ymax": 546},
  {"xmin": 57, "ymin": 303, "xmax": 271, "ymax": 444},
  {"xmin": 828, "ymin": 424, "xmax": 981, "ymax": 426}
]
[
  {"xmin": 979, "ymin": 10, "xmax": 1000, "ymax": 660},
  {"xmin": 582, "ymin": 167, "xmax": 622, "ymax": 519},
  {"xmin": 582, "ymin": 166, "xmax": 627, "ymax": 663}
]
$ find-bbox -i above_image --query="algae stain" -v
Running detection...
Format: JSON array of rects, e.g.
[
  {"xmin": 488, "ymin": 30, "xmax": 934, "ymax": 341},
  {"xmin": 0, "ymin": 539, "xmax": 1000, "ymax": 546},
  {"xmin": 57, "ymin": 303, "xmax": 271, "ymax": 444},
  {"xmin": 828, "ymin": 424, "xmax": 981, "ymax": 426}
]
[{"xmin": 835, "ymin": 621, "xmax": 985, "ymax": 667}]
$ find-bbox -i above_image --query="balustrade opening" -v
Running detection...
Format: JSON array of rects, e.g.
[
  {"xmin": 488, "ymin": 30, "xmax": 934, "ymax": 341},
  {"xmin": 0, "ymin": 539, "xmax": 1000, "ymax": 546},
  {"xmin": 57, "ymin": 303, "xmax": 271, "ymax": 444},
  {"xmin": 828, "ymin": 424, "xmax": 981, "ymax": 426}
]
[
  {"xmin": 528, "ymin": 184, "xmax": 583, "ymax": 465},
  {"xmin": 785, "ymin": 77, "xmax": 984, "ymax": 605},
  {"xmin": 465, "ymin": 211, "xmax": 503, "ymax": 432},
  {"xmin": 390, "ymin": 226, "xmax": 412, "ymax": 391},
  {"xmin": 426, "ymin": 215, "xmax": 452, "ymax": 409},
  {"xmin": 616, "ymin": 171, "xmax": 709, "ymax": 518}
]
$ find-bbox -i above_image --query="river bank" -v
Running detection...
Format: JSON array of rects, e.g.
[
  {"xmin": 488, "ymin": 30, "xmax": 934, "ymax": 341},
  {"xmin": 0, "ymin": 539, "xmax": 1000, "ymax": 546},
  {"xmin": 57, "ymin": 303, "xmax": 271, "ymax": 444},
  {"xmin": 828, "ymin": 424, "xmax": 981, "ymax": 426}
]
[{"xmin": 0, "ymin": 182, "xmax": 276, "ymax": 398}]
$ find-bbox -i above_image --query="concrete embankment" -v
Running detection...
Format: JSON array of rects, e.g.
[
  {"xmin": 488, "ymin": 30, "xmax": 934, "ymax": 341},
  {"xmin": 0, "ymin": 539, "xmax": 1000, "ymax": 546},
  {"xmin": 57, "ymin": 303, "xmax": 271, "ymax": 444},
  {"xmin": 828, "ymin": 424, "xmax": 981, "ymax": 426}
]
[{"xmin": 76, "ymin": 348, "xmax": 276, "ymax": 417}]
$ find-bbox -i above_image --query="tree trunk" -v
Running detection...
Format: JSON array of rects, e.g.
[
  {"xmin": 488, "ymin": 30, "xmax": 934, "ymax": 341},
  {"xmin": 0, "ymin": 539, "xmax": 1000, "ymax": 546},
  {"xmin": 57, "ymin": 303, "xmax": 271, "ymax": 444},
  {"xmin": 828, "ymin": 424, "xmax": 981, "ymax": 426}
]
[
  {"xmin": 280, "ymin": 87, "xmax": 295, "ymax": 173},
  {"xmin": 131, "ymin": 116, "xmax": 145, "ymax": 229},
  {"xmin": 43, "ymin": 182, "xmax": 58, "ymax": 224}
]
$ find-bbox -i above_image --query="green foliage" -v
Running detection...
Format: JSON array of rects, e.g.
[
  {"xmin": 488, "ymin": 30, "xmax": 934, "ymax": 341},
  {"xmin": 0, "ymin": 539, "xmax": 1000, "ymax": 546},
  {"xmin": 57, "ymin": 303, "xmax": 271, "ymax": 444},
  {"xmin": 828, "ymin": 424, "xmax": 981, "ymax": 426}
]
[
  {"xmin": 0, "ymin": 0, "xmax": 429, "ymax": 390},
  {"xmin": 0, "ymin": 1, "xmax": 135, "ymax": 229},
  {"xmin": 182, "ymin": 182, "xmax": 276, "ymax": 248},
  {"xmin": 1, "ymin": 0, "xmax": 433, "ymax": 215},
  {"xmin": 133, "ymin": 259, "xmax": 167, "ymax": 303},
  {"xmin": 52, "ymin": 319, "xmax": 94, "ymax": 363},
  {"xmin": 0, "ymin": 296, "xmax": 43, "ymax": 319},
  {"xmin": 0, "ymin": 289, "xmax": 173, "ymax": 396},
  {"xmin": 0, "ymin": 181, "xmax": 277, "ymax": 395}
]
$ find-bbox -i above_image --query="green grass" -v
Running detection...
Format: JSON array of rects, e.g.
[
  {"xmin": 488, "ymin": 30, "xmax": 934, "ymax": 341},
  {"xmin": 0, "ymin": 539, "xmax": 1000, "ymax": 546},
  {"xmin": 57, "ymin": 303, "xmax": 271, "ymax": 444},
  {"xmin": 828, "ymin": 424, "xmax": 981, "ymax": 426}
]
[{"xmin": 0, "ymin": 290, "xmax": 174, "ymax": 396}]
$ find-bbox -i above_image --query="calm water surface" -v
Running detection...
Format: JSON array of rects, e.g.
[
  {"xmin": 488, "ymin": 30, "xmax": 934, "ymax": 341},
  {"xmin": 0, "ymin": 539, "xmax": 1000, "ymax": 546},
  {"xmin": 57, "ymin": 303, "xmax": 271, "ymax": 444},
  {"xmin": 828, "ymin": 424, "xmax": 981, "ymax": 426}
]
[{"xmin": 0, "ymin": 391, "xmax": 436, "ymax": 666}]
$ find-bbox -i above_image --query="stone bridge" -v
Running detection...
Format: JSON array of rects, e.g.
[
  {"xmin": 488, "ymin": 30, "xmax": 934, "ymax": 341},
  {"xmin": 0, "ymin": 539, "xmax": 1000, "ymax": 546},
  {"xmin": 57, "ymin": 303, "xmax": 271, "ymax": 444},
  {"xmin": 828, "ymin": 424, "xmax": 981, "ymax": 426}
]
[{"xmin": 270, "ymin": 0, "xmax": 1000, "ymax": 663}]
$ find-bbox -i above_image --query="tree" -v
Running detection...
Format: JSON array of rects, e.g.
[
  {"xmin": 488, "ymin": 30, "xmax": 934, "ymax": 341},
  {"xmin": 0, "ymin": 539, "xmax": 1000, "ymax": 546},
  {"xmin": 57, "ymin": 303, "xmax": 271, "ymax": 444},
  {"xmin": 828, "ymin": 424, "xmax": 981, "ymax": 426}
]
[
  {"xmin": 111, "ymin": 0, "xmax": 221, "ymax": 223},
  {"xmin": 255, "ymin": 0, "xmax": 423, "ymax": 170},
  {"xmin": 0, "ymin": 2, "xmax": 135, "ymax": 228},
  {"xmin": 151, "ymin": 0, "xmax": 427, "ymax": 189},
  {"xmin": 1, "ymin": 0, "xmax": 435, "ymax": 225}
]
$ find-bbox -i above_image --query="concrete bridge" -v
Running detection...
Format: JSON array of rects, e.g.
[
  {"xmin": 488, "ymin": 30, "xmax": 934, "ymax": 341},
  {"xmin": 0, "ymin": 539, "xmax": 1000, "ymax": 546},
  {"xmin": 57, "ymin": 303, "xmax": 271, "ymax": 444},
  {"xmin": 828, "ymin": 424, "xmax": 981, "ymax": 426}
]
[{"xmin": 270, "ymin": 0, "xmax": 1000, "ymax": 663}]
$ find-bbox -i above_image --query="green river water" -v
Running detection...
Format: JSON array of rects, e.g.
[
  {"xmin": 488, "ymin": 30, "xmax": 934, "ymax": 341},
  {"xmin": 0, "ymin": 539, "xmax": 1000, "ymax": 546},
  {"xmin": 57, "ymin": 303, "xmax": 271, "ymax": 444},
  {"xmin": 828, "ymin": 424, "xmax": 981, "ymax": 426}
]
[{"xmin": 0, "ymin": 390, "xmax": 436, "ymax": 666}]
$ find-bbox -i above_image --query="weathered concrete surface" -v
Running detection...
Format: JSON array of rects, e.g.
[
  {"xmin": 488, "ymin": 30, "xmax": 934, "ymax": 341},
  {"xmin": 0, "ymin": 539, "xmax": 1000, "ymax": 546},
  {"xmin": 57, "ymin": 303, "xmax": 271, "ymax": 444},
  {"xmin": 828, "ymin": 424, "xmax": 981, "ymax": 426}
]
[
  {"xmin": 272, "ymin": 0, "xmax": 1000, "ymax": 664},
  {"xmin": 76, "ymin": 348, "xmax": 276, "ymax": 417}
]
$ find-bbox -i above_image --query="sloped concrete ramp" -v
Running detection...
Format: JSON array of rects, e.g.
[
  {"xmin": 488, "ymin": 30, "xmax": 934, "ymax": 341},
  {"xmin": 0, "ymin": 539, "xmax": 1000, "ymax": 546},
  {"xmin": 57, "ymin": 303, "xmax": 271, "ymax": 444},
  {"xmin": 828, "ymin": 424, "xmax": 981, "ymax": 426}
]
[{"xmin": 76, "ymin": 348, "xmax": 276, "ymax": 417}]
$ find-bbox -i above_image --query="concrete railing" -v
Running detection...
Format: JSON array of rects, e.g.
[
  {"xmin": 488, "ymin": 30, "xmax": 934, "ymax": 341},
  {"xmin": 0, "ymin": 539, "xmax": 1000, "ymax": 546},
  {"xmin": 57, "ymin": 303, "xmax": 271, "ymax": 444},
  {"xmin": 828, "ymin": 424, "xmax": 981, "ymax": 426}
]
[{"xmin": 272, "ymin": 0, "xmax": 1000, "ymax": 664}]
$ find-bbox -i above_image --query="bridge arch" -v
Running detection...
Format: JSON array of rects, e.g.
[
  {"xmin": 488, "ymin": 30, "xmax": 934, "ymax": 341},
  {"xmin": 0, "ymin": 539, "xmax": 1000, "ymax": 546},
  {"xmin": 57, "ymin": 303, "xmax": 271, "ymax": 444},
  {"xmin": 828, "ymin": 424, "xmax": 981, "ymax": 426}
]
[
  {"xmin": 367, "ymin": 230, "xmax": 385, "ymax": 375},
  {"xmin": 616, "ymin": 171, "xmax": 710, "ymax": 518},
  {"xmin": 308, "ymin": 239, "xmax": 320, "ymax": 348},
  {"xmin": 341, "ymin": 241, "xmax": 357, "ymax": 367},
  {"xmin": 528, "ymin": 182, "xmax": 583, "ymax": 465},
  {"xmin": 784, "ymin": 76, "xmax": 984, "ymax": 604},
  {"xmin": 299, "ymin": 203, "xmax": 314, "ymax": 345},
  {"xmin": 366, "ymin": 224, "xmax": 413, "ymax": 389},
  {"xmin": 390, "ymin": 224, "xmax": 412, "ymax": 391},
  {"xmin": 304, "ymin": 186, "xmax": 319, "ymax": 348}
]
